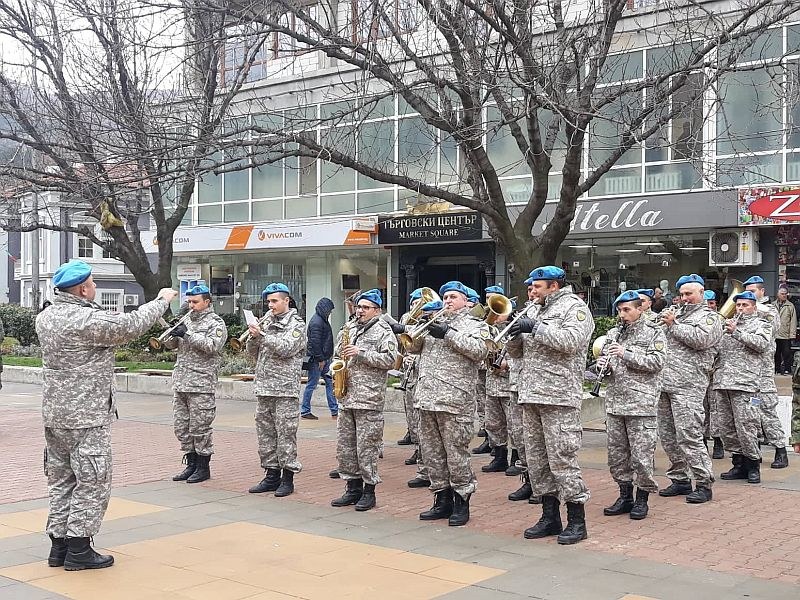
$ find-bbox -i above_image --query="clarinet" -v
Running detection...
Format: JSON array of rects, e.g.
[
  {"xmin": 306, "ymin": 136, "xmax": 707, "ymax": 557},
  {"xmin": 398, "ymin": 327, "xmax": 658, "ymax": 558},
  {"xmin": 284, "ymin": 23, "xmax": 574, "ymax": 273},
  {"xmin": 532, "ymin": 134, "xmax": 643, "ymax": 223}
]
[{"xmin": 590, "ymin": 323, "xmax": 627, "ymax": 397}]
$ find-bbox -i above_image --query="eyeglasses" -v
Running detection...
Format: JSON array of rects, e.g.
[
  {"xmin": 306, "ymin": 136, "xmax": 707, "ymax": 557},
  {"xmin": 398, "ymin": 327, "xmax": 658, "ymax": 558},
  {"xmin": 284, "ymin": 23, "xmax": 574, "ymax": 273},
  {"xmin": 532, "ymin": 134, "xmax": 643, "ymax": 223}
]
[{"xmin": 356, "ymin": 305, "xmax": 376, "ymax": 311}]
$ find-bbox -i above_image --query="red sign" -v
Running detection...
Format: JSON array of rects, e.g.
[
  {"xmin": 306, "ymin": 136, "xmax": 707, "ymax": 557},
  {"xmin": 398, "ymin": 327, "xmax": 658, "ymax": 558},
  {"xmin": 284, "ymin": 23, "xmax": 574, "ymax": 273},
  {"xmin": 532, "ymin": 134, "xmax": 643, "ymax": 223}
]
[{"xmin": 747, "ymin": 188, "xmax": 800, "ymax": 221}]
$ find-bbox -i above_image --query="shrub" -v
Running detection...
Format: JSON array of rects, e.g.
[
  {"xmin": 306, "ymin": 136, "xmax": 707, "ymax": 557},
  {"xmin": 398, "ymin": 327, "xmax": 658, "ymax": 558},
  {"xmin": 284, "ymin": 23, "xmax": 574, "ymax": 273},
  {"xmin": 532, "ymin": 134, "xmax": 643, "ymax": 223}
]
[
  {"xmin": 588, "ymin": 316, "xmax": 618, "ymax": 362},
  {"xmin": 9, "ymin": 344, "xmax": 42, "ymax": 357},
  {"xmin": 219, "ymin": 354, "xmax": 254, "ymax": 376},
  {"xmin": 1, "ymin": 336, "xmax": 20, "ymax": 354},
  {"xmin": 0, "ymin": 304, "xmax": 38, "ymax": 346}
]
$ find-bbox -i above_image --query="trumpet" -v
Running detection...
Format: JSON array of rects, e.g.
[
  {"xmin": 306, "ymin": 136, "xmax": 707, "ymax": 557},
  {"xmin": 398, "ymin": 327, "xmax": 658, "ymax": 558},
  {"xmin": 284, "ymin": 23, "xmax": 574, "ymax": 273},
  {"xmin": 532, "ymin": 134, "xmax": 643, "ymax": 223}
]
[
  {"xmin": 229, "ymin": 312, "xmax": 272, "ymax": 351},
  {"xmin": 485, "ymin": 302, "xmax": 538, "ymax": 352},
  {"xmin": 148, "ymin": 311, "xmax": 193, "ymax": 350},
  {"xmin": 397, "ymin": 307, "xmax": 448, "ymax": 351}
]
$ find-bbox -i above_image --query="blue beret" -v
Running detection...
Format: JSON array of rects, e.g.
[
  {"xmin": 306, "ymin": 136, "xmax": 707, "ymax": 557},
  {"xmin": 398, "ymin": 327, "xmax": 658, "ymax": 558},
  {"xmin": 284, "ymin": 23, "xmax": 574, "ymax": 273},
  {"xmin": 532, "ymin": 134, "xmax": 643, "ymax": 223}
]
[
  {"xmin": 262, "ymin": 282, "xmax": 290, "ymax": 297},
  {"xmin": 465, "ymin": 287, "xmax": 480, "ymax": 303},
  {"xmin": 703, "ymin": 290, "xmax": 716, "ymax": 301},
  {"xmin": 439, "ymin": 281, "xmax": 470, "ymax": 298},
  {"xmin": 186, "ymin": 284, "xmax": 210, "ymax": 296},
  {"xmin": 409, "ymin": 288, "xmax": 423, "ymax": 301},
  {"xmin": 53, "ymin": 260, "xmax": 92, "ymax": 289},
  {"xmin": 357, "ymin": 288, "xmax": 383, "ymax": 307},
  {"xmin": 613, "ymin": 290, "xmax": 641, "ymax": 308},
  {"xmin": 485, "ymin": 285, "xmax": 504, "ymax": 295},
  {"xmin": 511, "ymin": 300, "xmax": 517, "ymax": 310},
  {"xmin": 527, "ymin": 266, "xmax": 566, "ymax": 283},
  {"xmin": 637, "ymin": 289, "xmax": 655, "ymax": 298},
  {"xmin": 743, "ymin": 276, "xmax": 764, "ymax": 286},
  {"xmin": 733, "ymin": 291, "xmax": 757, "ymax": 303},
  {"xmin": 421, "ymin": 300, "xmax": 443, "ymax": 312},
  {"xmin": 676, "ymin": 274, "xmax": 704, "ymax": 288}
]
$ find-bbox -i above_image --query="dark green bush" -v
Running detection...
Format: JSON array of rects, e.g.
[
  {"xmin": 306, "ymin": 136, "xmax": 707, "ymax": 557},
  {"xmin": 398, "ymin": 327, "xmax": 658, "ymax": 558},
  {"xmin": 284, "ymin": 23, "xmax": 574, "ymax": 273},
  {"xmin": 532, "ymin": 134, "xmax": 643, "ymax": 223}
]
[
  {"xmin": 0, "ymin": 304, "xmax": 38, "ymax": 346},
  {"xmin": 588, "ymin": 316, "xmax": 619, "ymax": 362}
]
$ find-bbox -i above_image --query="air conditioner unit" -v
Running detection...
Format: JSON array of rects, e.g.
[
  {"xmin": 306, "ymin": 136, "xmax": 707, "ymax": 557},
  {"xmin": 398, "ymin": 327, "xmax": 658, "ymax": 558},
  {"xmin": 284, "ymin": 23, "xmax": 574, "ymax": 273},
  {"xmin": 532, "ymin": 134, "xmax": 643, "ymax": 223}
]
[
  {"xmin": 709, "ymin": 229, "xmax": 762, "ymax": 267},
  {"xmin": 123, "ymin": 294, "xmax": 139, "ymax": 306}
]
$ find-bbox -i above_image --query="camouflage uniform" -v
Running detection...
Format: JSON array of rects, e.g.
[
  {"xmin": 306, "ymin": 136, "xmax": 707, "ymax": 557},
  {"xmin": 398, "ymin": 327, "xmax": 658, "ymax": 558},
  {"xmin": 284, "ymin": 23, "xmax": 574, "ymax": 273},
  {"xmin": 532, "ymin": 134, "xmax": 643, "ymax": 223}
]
[
  {"xmin": 164, "ymin": 307, "xmax": 227, "ymax": 456},
  {"xmin": 711, "ymin": 313, "xmax": 771, "ymax": 460},
  {"xmin": 507, "ymin": 288, "xmax": 594, "ymax": 503},
  {"xmin": 399, "ymin": 311, "xmax": 421, "ymax": 445},
  {"xmin": 703, "ymin": 345, "xmax": 720, "ymax": 440},
  {"xmin": 792, "ymin": 352, "xmax": 800, "ymax": 445},
  {"xmin": 602, "ymin": 318, "xmax": 665, "ymax": 493},
  {"xmin": 659, "ymin": 302, "xmax": 722, "ymax": 487},
  {"xmin": 36, "ymin": 291, "xmax": 168, "ymax": 538},
  {"xmin": 755, "ymin": 301, "xmax": 787, "ymax": 448},
  {"xmin": 504, "ymin": 357, "xmax": 526, "ymax": 467},
  {"xmin": 475, "ymin": 367, "xmax": 487, "ymax": 432},
  {"xmin": 335, "ymin": 317, "xmax": 397, "ymax": 485},
  {"xmin": 412, "ymin": 309, "xmax": 489, "ymax": 497},
  {"xmin": 484, "ymin": 362, "xmax": 510, "ymax": 448},
  {"xmin": 247, "ymin": 308, "xmax": 307, "ymax": 473}
]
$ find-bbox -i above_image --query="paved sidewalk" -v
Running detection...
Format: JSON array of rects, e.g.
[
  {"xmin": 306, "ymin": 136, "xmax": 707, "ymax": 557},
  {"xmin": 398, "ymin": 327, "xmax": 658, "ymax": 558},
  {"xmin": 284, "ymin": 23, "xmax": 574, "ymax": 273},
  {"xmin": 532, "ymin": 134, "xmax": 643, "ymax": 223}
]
[{"xmin": 1, "ymin": 382, "xmax": 799, "ymax": 599}]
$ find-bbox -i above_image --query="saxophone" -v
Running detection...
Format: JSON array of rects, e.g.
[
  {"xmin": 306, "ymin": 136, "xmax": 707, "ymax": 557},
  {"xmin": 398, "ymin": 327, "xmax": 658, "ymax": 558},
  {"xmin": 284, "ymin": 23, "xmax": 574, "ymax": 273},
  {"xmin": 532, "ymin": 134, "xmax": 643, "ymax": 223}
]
[{"xmin": 329, "ymin": 323, "xmax": 350, "ymax": 400}]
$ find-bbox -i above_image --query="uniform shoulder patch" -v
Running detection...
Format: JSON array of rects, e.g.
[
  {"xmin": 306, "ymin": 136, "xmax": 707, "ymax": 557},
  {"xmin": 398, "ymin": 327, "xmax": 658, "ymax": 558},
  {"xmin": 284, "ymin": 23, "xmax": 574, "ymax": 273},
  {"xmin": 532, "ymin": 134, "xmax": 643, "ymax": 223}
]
[
  {"xmin": 291, "ymin": 329, "xmax": 301, "ymax": 338},
  {"xmin": 706, "ymin": 316, "xmax": 715, "ymax": 325},
  {"xmin": 215, "ymin": 328, "xmax": 224, "ymax": 338},
  {"xmin": 654, "ymin": 341, "xmax": 664, "ymax": 351},
  {"xmin": 576, "ymin": 310, "xmax": 587, "ymax": 322},
  {"xmin": 388, "ymin": 340, "xmax": 396, "ymax": 351},
  {"xmin": 479, "ymin": 328, "xmax": 490, "ymax": 339}
]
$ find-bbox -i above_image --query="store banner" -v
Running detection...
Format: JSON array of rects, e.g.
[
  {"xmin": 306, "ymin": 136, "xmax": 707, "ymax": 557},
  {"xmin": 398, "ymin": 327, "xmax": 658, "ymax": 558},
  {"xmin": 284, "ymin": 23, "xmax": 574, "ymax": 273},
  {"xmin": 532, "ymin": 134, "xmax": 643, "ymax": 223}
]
[
  {"xmin": 739, "ymin": 187, "xmax": 800, "ymax": 226},
  {"xmin": 378, "ymin": 211, "xmax": 483, "ymax": 244},
  {"xmin": 142, "ymin": 217, "xmax": 376, "ymax": 254}
]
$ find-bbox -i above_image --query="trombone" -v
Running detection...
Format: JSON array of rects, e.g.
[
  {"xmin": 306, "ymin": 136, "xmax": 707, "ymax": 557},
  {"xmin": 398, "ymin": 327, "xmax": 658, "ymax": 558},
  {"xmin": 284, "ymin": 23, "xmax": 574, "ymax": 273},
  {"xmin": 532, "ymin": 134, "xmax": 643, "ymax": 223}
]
[
  {"xmin": 397, "ymin": 307, "xmax": 448, "ymax": 351},
  {"xmin": 486, "ymin": 302, "xmax": 537, "ymax": 352},
  {"xmin": 148, "ymin": 311, "xmax": 193, "ymax": 350},
  {"xmin": 230, "ymin": 312, "xmax": 272, "ymax": 351}
]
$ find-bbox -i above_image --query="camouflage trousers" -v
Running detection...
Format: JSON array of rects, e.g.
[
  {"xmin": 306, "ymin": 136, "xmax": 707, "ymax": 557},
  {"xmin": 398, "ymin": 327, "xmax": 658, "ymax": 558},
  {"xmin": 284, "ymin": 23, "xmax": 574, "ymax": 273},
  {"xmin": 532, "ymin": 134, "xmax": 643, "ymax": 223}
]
[
  {"xmin": 173, "ymin": 392, "xmax": 216, "ymax": 456},
  {"xmin": 256, "ymin": 396, "xmax": 302, "ymax": 473},
  {"xmin": 606, "ymin": 414, "xmax": 658, "ymax": 493},
  {"xmin": 506, "ymin": 393, "xmax": 527, "ymax": 466},
  {"xmin": 419, "ymin": 409, "xmax": 476, "ymax": 497},
  {"xmin": 44, "ymin": 425, "xmax": 111, "ymax": 538},
  {"xmin": 703, "ymin": 386, "xmax": 720, "ymax": 439},
  {"xmin": 484, "ymin": 394, "xmax": 510, "ymax": 448},
  {"xmin": 791, "ymin": 388, "xmax": 800, "ymax": 445},
  {"xmin": 336, "ymin": 408, "xmax": 384, "ymax": 485},
  {"xmin": 713, "ymin": 390, "xmax": 761, "ymax": 460},
  {"xmin": 658, "ymin": 390, "xmax": 714, "ymax": 486},
  {"xmin": 522, "ymin": 404, "xmax": 589, "ymax": 504},
  {"xmin": 403, "ymin": 385, "xmax": 420, "ymax": 444},
  {"xmin": 758, "ymin": 392, "xmax": 787, "ymax": 448},
  {"xmin": 475, "ymin": 370, "xmax": 486, "ymax": 431}
]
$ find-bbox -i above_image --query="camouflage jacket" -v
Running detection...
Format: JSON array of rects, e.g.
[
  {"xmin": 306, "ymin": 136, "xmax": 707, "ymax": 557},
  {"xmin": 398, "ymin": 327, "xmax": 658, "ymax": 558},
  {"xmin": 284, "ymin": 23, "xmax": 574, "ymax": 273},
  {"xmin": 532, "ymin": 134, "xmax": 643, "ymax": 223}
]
[
  {"xmin": 661, "ymin": 302, "xmax": 723, "ymax": 394},
  {"xmin": 507, "ymin": 288, "xmax": 594, "ymax": 409},
  {"xmin": 756, "ymin": 298, "xmax": 779, "ymax": 393},
  {"xmin": 412, "ymin": 308, "xmax": 490, "ymax": 415},
  {"xmin": 712, "ymin": 313, "xmax": 772, "ymax": 393},
  {"xmin": 486, "ymin": 359, "xmax": 510, "ymax": 397},
  {"xmin": 247, "ymin": 308, "xmax": 307, "ymax": 398},
  {"xmin": 603, "ymin": 318, "xmax": 666, "ymax": 417},
  {"xmin": 164, "ymin": 308, "xmax": 227, "ymax": 393},
  {"xmin": 399, "ymin": 311, "xmax": 419, "ymax": 390},
  {"xmin": 334, "ymin": 316, "xmax": 397, "ymax": 411},
  {"xmin": 36, "ymin": 291, "xmax": 168, "ymax": 428}
]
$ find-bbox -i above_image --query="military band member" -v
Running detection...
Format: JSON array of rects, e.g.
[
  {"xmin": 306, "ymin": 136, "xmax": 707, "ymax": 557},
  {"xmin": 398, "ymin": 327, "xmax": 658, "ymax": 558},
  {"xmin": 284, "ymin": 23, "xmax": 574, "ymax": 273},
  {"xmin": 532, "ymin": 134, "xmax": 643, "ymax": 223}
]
[
  {"xmin": 165, "ymin": 284, "xmax": 227, "ymax": 484},
  {"xmin": 506, "ymin": 266, "xmax": 594, "ymax": 545},
  {"xmin": 330, "ymin": 289, "xmax": 397, "ymax": 512},
  {"xmin": 598, "ymin": 291, "xmax": 665, "ymax": 520},
  {"xmin": 482, "ymin": 286, "xmax": 512, "ymax": 473},
  {"xmin": 714, "ymin": 291, "xmax": 772, "ymax": 484},
  {"xmin": 658, "ymin": 274, "xmax": 722, "ymax": 504},
  {"xmin": 410, "ymin": 281, "xmax": 489, "ymax": 526},
  {"xmin": 700, "ymin": 289, "xmax": 725, "ymax": 460},
  {"xmin": 36, "ymin": 260, "xmax": 176, "ymax": 570},
  {"xmin": 704, "ymin": 290, "xmax": 718, "ymax": 312},
  {"xmin": 637, "ymin": 289, "xmax": 657, "ymax": 322},
  {"xmin": 392, "ymin": 289, "xmax": 423, "ymax": 466},
  {"xmin": 743, "ymin": 275, "xmax": 789, "ymax": 468},
  {"xmin": 468, "ymin": 287, "xmax": 490, "ymax": 453},
  {"xmin": 247, "ymin": 283, "xmax": 307, "ymax": 498}
]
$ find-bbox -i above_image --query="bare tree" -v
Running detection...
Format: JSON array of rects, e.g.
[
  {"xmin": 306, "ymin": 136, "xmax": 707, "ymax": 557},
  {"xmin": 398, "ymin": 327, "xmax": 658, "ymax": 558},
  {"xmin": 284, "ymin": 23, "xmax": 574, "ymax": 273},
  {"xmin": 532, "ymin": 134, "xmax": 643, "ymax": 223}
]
[
  {"xmin": 0, "ymin": 0, "xmax": 270, "ymax": 300},
  {"xmin": 214, "ymin": 0, "xmax": 799, "ymax": 294}
]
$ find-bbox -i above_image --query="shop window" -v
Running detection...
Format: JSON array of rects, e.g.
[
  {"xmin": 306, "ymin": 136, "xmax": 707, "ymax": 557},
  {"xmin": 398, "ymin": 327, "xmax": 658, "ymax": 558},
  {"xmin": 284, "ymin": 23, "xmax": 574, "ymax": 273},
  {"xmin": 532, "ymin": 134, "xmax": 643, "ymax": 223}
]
[
  {"xmin": 285, "ymin": 196, "xmax": 317, "ymax": 218},
  {"xmin": 224, "ymin": 202, "xmax": 250, "ymax": 223},
  {"xmin": 716, "ymin": 67, "xmax": 782, "ymax": 156},
  {"xmin": 252, "ymin": 198, "xmax": 284, "ymax": 220},
  {"xmin": 321, "ymin": 193, "xmax": 355, "ymax": 216},
  {"xmin": 358, "ymin": 190, "xmax": 394, "ymax": 213},
  {"xmin": 716, "ymin": 153, "xmax": 782, "ymax": 187},
  {"xmin": 198, "ymin": 204, "xmax": 223, "ymax": 225}
]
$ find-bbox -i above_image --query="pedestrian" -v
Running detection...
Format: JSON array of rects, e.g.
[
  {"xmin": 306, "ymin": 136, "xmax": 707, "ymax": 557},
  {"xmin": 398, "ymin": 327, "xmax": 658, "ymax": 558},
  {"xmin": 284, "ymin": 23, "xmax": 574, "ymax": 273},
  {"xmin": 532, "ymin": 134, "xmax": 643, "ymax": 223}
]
[
  {"xmin": 164, "ymin": 284, "xmax": 227, "ymax": 484},
  {"xmin": 330, "ymin": 289, "xmax": 397, "ymax": 512},
  {"xmin": 300, "ymin": 297, "xmax": 337, "ymax": 420},
  {"xmin": 658, "ymin": 274, "xmax": 721, "ymax": 504},
  {"xmin": 704, "ymin": 290, "xmax": 718, "ymax": 312},
  {"xmin": 652, "ymin": 287, "xmax": 668, "ymax": 313},
  {"xmin": 247, "ymin": 282, "xmax": 307, "ymax": 497},
  {"xmin": 506, "ymin": 266, "xmax": 594, "ymax": 544},
  {"xmin": 482, "ymin": 286, "xmax": 512, "ymax": 474},
  {"xmin": 774, "ymin": 287, "xmax": 796, "ymax": 375},
  {"xmin": 36, "ymin": 259, "xmax": 176, "ymax": 570},
  {"xmin": 636, "ymin": 289, "xmax": 657, "ymax": 322},
  {"xmin": 599, "ymin": 290, "xmax": 665, "ymax": 520}
]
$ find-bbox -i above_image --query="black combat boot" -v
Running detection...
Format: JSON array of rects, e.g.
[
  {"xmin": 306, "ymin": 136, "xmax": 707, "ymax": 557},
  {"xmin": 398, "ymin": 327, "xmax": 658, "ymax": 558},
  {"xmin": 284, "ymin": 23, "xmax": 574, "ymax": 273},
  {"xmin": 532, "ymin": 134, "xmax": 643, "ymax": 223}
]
[
  {"xmin": 331, "ymin": 479, "xmax": 363, "ymax": 507},
  {"xmin": 405, "ymin": 449, "xmax": 420, "ymax": 465},
  {"xmin": 274, "ymin": 470, "xmax": 295, "ymax": 497},
  {"xmin": 712, "ymin": 437, "xmax": 725, "ymax": 459},
  {"xmin": 603, "ymin": 482, "xmax": 634, "ymax": 516},
  {"xmin": 397, "ymin": 431, "xmax": 413, "ymax": 446},
  {"xmin": 186, "ymin": 454, "xmax": 211, "ymax": 483},
  {"xmin": 355, "ymin": 483, "xmax": 376, "ymax": 511},
  {"xmin": 523, "ymin": 495, "xmax": 563, "ymax": 539},
  {"xmin": 472, "ymin": 439, "xmax": 491, "ymax": 454},
  {"xmin": 745, "ymin": 457, "xmax": 761, "ymax": 484},
  {"xmin": 48, "ymin": 535, "xmax": 68, "ymax": 567},
  {"xmin": 172, "ymin": 452, "xmax": 197, "ymax": 482},
  {"xmin": 658, "ymin": 479, "xmax": 693, "ymax": 496},
  {"xmin": 481, "ymin": 445, "xmax": 509, "ymax": 473},
  {"xmin": 557, "ymin": 502, "xmax": 588, "ymax": 545},
  {"xmin": 771, "ymin": 447, "xmax": 789, "ymax": 469},
  {"xmin": 505, "ymin": 450, "xmax": 523, "ymax": 476},
  {"xmin": 629, "ymin": 489, "xmax": 650, "ymax": 520},
  {"xmin": 529, "ymin": 495, "xmax": 542, "ymax": 504},
  {"xmin": 419, "ymin": 488, "xmax": 453, "ymax": 520},
  {"xmin": 408, "ymin": 475, "xmax": 431, "ymax": 488},
  {"xmin": 686, "ymin": 485, "xmax": 713, "ymax": 504},
  {"xmin": 720, "ymin": 454, "xmax": 748, "ymax": 480},
  {"xmin": 477, "ymin": 428, "xmax": 487, "ymax": 438},
  {"xmin": 448, "ymin": 492, "xmax": 471, "ymax": 527},
  {"xmin": 508, "ymin": 472, "xmax": 533, "ymax": 502},
  {"xmin": 329, "ymin": 469, "xmax": 340, "ymax": 479},
  {"xmin": 63, "ymin": 537, "xmax": 114, "ymax": 571},
  {"xmin": 249, "ymin": 468, "xmax": 281, "ymax": 493}
]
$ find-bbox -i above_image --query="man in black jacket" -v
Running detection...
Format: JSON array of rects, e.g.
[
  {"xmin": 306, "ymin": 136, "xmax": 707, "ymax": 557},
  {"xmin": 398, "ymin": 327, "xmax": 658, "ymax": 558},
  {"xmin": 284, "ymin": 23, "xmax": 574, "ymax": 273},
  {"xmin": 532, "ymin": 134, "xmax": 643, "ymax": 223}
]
[{"xmin": 301, "ymin": 297, "xmax": 338, "ymax": 419}]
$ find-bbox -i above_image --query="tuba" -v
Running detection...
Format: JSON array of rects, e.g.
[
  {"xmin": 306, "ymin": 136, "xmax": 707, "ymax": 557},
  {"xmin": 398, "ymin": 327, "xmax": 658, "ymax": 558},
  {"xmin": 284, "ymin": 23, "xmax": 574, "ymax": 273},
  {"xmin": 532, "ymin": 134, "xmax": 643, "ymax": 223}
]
[
  {"xmin": 717, "ymin": 279, "xmax": 744, "ymax": 319},
  {"xmin": 329, "ymin": 324, "xmax": 350, "ymax": 400}
]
